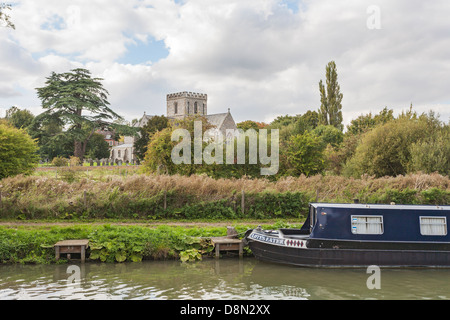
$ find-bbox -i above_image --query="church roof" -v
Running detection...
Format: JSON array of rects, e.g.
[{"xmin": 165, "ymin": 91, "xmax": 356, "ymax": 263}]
[
  {"xmin": 205, "ymin": 113, "xmax": 229, "ymax": 129},
  {"xmin": 133, "ymin": 113, "xmax": 153, "ymax": 127},
  {"xmin": 133, "ymin": 109, "xmax": 235, "ymax": 131}
]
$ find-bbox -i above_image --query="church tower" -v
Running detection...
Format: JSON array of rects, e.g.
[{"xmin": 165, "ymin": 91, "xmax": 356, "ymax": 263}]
[{"xmin": 166, "ymin": 92, "xmax": 208, "ymax": 118}]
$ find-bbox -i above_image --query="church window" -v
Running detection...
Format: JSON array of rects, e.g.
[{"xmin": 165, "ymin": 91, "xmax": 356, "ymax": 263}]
[
  {"xmin": 194, "ymin": 102, "xmax": 198, "ymax": 114},
  {"xmin": 174, "ymin": 102, "xmax": 178, "ymax": 114}
]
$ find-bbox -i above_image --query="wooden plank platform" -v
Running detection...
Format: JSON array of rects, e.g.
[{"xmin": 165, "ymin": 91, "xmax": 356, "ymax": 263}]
[
  {"xmin": 54, "ymin": 240, "xmax": 89, "ymax": 263},
  {"xmin": 210, "ymin": 238, "xmax": 243, "ymax": 258}
]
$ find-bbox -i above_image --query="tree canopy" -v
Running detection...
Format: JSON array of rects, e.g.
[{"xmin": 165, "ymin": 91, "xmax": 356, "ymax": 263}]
[
  {"xmin": 5, "ymin": 106, "xmax": 35, "ymax": 129},
  {"xmin": 284, "ymin": 131, "xmax": 325, "ymax": 177},
  {"xmin": 36, "ymin": 68, "xmax": 122, "ymax": 160},
  {"xmin": 0, "ymin": 123, "xmax": 39, "ymax": 179},
  {"xmin": 342, "ymin": 112, "xmax": 448, "ymax": 178},
  {"xmin": 318, "ymin": 61, "xmax": 343, "ymax": 131},
  {"xmin": 134, "ymin": 115, "xmax": 169, "ymax": 161}
]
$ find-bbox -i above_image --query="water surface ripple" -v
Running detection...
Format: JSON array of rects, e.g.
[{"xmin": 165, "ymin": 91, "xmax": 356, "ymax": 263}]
[{"xmin": 0, "ymin": 258, "xmax": 448, "ymax": 300}]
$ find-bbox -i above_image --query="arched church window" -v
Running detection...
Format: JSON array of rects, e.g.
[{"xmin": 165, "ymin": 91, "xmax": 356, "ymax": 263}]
[
  {"xmin": 194, "ymin": 102, "xmax": 198, "ymax": 114},
  {"xmin": 174, "ymin": 102, "xmax": 178, "ymax": 114}
]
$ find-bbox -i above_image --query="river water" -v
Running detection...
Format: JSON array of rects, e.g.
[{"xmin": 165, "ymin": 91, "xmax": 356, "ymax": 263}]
[{"xmin": 0, "ymin": 258, "xmax": 448, "ymax": 300}]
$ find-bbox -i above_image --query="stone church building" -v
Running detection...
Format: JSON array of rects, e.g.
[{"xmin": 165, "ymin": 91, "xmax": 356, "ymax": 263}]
[{"xmin": 110, "ymin": 91, "xmax": 238, "ymax": 163}]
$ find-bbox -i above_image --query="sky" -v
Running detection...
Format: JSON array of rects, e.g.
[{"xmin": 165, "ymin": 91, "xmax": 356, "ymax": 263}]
[{"xmin": 1, "ymin": 0, "xmax": 449, "ymax": 127}]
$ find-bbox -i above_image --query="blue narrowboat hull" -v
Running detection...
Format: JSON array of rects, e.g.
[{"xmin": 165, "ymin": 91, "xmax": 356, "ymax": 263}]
[
  {"xmin": 245, "ymin": 203, "xmax": 450, "ymax": 268},
  {"xmin": 247, "ymin": 230, "xmax": 450, "ymax": 268}
]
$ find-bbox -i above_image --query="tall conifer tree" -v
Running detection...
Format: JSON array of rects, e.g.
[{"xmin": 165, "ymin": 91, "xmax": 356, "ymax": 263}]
[
  {"xmin": 318, "ymin": 61, "xmax": 344, "ymax": 131},
  {"xmin": 36, "ymin": 68, "xmax": 122, "ymax": 160}
]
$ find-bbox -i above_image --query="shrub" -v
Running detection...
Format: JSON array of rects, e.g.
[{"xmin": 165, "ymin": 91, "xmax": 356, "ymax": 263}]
[
  {"xmin": 0, "ymin": 123, "xmax": 39, "ymax": 179},
  {"xmin": 408, "ymin": 128, "xmax": 449, "ymax": 175},
  {"xmin": 51, "ymin": 156, "xmax": 69, "ymax": 167},
  {"xmin": 344, "ymin": 118, "xmax": 428, "ymax": 177},
  {"xmin": 378, "ymin": 188, "xmax": 418, "ymax": 205},
  {"xmin": 284, "ymin": 131, "xmax": 326, "ymax": 177},
  {"xmin": 420, "ymin": 188, "xmax": 449, "ymax": 205},
  {"xmin": 69, "ymin": 156, "xmax": 81, "ymax": 167},
  {"xmin": 58, "ymin": 167, "xmax": 80, "ymax": 183}
]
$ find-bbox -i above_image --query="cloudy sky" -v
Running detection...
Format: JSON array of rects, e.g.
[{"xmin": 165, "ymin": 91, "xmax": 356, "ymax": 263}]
[{"xmin": 1, "ymin": 0, "xmax": 449, "ymax": 127}]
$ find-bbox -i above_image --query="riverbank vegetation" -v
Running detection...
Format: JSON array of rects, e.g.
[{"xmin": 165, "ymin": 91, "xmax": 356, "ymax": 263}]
[
  {"xmin": 0, "ymin": 171, "xmax": 448, "ymax": 221},
  {"xmin": 0, "ymin": 222, "xmax": 297, "ymax": 264}
]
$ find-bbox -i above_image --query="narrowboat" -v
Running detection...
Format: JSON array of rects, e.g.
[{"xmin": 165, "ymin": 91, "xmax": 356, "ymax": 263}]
[{"xmin": 244, "ymin": 203, "xmax": 450, "ymax": 268}]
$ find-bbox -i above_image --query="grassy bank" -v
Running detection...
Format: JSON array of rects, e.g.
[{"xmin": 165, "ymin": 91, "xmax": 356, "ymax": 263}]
[
  {"xmin": 0, "ymin": 171, "xmax": 448, "ymax": 221},
  {"xmin": 0, "ymin": 171, "xmax": 449, "ymax": 220},
  {"xmin": 0, "ymin": 221, "xmax": 298, "ymax": 264},
  {"xmin": 0, "ymin": 170, "xmax": 448, "ymax": 264}
]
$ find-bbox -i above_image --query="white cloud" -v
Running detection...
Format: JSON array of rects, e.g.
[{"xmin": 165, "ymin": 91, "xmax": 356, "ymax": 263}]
[{"xmin": 1, "ymin": 0, "xmax": 449, "ymax": 125}]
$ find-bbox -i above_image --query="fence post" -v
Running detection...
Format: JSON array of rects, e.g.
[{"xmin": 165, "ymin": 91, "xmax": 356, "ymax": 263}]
[
  {"xmin": 241, "ymin": 190, "xmax": 245, "ymax": 215},
  {"xmin": 164, "ymin": 191, "xmax": 167, "ymax": 210}
]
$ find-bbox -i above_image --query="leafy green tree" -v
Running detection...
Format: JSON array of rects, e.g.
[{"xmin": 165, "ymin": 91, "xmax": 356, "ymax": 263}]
[
  {"xmin": 27, "ymin": 112, "xmax": 72, "ymax": 161},
  {"xmin": 143, "ymin": 127, "xmax": 179, "ymax": 175},
  {"xmin": 318, "ymin": 61, "xmax": 344, "ymax": 131},
  {"xmin": 270, "ymin": 115, "xmax": 297, "ymax": 128},
  {"xmin": 85, "ymin": 133, "xmax": 111, "ymax": 160},
  {"xmin": 142, "ymin": 116, "xmax": 274, "ymax": 179},
  {"xmin": 343, "ymin": 117, "xmax": 428, "ymax": 177},
  {"xmin": 36, "ymin": 68, "xmax": 122, "ymax": 160},
  {"xmin": 269, "ymin": 115, "xmax": 300, "ymax": 142},
  {"xmin": 217, "ymin": 130, "xmax": 271, "ymax": 179},
  {"xmin": 297, "ymin": 110, "xmax": 319, "ymax": 133},
  {"xmin": 134, "ymin": 115, "xmax": 169, "ymax": 161},
  {"xmin": 269, "ymin": 111, "xmax": 319, "ymax": 142},
  {"xmin": 284, "ymin": 131, "xmax": 325, "ymax": 177},
  {"xmin": 5, "ymin": 106, "xmax": 35, "ymax": 130},
  {"xmin": 408, "ymin": 125, "xmax": 449, "ymax": 175},
  {"xmin": 346, "ymin": 107, "xmax": 394, "ymax": 135},
  {"xmin": 237, "ymin": 120, "xmax": 260, "ymax": 131},
  {"xmin": 312, "ymin": 125, "xmax": 344, "ymax": 148},
  {"xmin": 323, "ymin": 133, "xmax": 361, "ymax": 175},
  {"xmin": 143, "ymin": 116, "xmax": 212, "ymax": 176},
  {"xmin": 0, "ymin": 123, "xmax": 39, "ymax": 179}
]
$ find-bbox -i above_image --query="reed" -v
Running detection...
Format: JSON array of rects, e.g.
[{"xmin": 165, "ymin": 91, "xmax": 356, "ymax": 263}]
[{"xmin": 0, "ymin": 170, "xmax": 448, "ymax": 220}]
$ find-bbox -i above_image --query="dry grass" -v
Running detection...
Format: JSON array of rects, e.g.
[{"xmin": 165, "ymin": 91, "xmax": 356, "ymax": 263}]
[
  {"xmin": 1, "ymin": 170, "xmax": 448, "ymax": 201},
  {"xmin": 0, "ymin": 169, "xmax": 448, "ymax": 220}
]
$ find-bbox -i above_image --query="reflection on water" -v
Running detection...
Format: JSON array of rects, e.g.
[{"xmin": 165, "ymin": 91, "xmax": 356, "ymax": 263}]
[{"xmin": 0, "ymin": 258, "xmax": 449, "ymax": 300}]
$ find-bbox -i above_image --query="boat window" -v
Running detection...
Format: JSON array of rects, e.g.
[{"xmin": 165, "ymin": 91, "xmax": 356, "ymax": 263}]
[
  {"xmin": 351, "ymin": 216, "xmax": 383, "ymax": 235},
  {"xmin": 420, "ymin": 217, "xmax": 447, "ymax": 236},
  {"xmin": 310, "ymin": 206, "xmax": 316, "ymax": 230}
]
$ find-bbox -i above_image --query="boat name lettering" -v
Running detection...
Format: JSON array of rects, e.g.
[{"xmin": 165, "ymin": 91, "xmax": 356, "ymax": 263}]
[{"xmin": 250, "ymin": 233, "xmax": 285, "ymax": 245}]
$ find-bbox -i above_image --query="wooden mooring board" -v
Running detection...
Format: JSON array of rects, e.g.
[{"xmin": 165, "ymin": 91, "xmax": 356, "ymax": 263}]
[
  {"xmin": 54, "ymin": 240, "xmax": 89, "ymax": 263},
  {"xmin": 210, "ymin": 238, "xmax": 243, "ymax": 258}
]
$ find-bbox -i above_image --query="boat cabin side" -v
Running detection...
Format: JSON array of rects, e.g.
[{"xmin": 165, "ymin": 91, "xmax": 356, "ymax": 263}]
[{"xmin": 305, "ymin": 203, "xmax": 450, "ymax": 244}]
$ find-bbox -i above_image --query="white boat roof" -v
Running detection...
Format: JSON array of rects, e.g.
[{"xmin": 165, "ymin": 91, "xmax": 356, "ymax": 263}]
[{"xmin": 310, "ymin": 203, "xmax": 449, "ymax": 211}]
